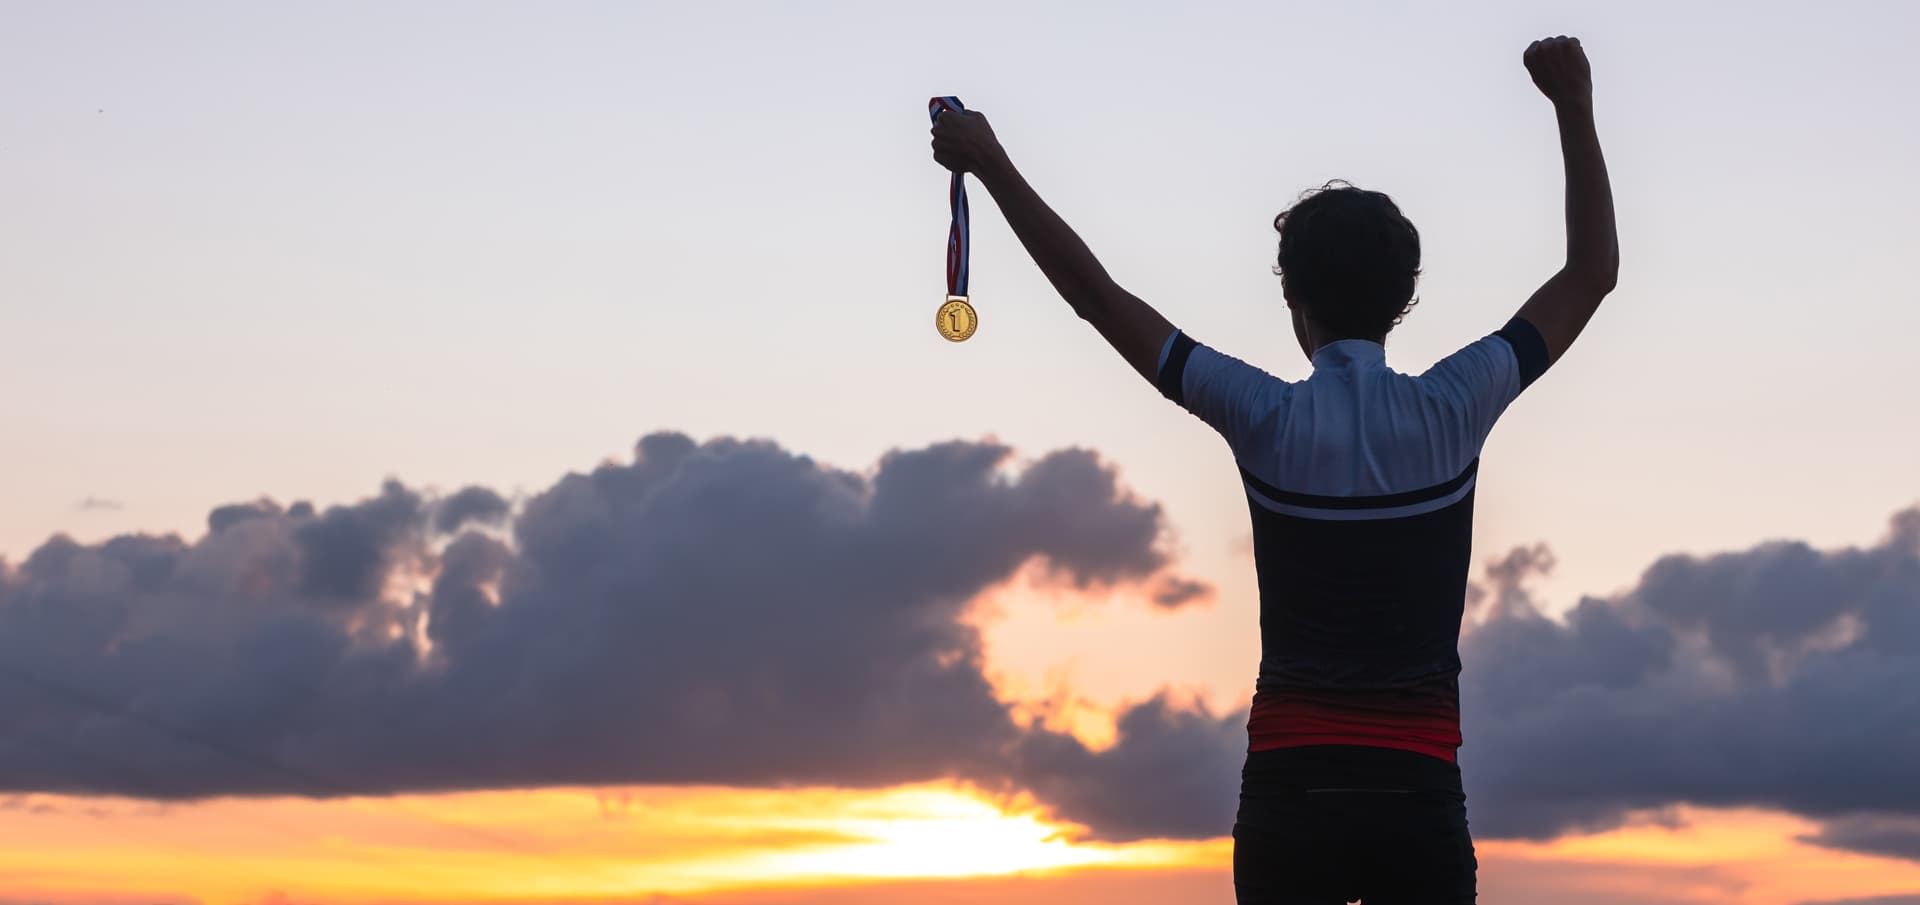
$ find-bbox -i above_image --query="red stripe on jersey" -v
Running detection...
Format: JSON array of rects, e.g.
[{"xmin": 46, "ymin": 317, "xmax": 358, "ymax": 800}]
[{"xmin": 1247, "ymin": 683, "xmax": 1462, "ymax": 763}]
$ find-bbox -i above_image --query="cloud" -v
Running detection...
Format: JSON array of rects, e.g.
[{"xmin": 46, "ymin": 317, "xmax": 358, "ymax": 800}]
[
  {"xmin": 74, "ymin": 496, "xmax": 125, "ymax": 512},
  {"xmin": 0, "ymin": 432, "xmax": 1213, "ymax": 840},
  {"xmin": 1458, "ymin": 506, "xmax": 1920, "ymax": 856},
  {"xmin": 10, "ymin": 426, "xmax": 1918, "ymax": 853},
  {"xmin": 1027, "ymin": 502, "xmax": 1920, "ymax": 849},
  {"xmin": 208, "ymin": 498, "xmax": 286, "ymax": 534},
  {"xmin": 1149, "ymin": 576, "xmax": 1213, "ymax": 609},
  {"xmin": 292, "ymin": 480, "xmax": 424, "ymax": 601},
  {"xmin": 1797, "ymin": 814, "xmax": 1920, "ymax": 862},
  {"xmin": 992, "ymin": 693, "xmax": 1244, "ymax": 841},
  {"xmin": 434, "ymin": 485, "xmax": 511, "ymax": 535}
]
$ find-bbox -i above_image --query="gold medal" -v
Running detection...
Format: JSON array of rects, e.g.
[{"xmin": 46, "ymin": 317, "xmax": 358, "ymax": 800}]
[{"xmin": 936, "ymin": 296, "xmax": 977, "ymax": 342}]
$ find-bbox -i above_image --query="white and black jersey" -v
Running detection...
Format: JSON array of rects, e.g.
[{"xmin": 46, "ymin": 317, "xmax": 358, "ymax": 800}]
[{"xmin": 1158, "ymin": 318, "xmax": 1550, "ymax": 769}]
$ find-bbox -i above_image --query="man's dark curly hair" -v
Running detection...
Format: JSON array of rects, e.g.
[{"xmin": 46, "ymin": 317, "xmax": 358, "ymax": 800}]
[{"xmin": 1273, "ymin": 180, "xmax": 1422, "ymax": 341}]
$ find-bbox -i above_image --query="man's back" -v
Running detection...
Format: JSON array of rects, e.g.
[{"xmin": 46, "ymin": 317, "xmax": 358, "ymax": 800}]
[{"xmin": 1160, "ymin": 318, "xmax": 1549, "ymax": 765}]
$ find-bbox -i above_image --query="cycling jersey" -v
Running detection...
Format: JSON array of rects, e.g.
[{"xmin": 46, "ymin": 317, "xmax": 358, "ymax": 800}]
[{"xmin": 1157, "ymin": 318, "xmax": 1549, "ymax": 765}]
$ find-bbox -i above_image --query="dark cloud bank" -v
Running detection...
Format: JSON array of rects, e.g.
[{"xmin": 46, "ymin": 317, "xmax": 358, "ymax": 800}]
[
  {"xmin": 1460, "ymin": 510, "xmax": 1920, "ymax": 852},
  {"xmin": 0, "ymin": 433, "xmax": 1230, "ymax": 841},
  {"xmin": 0, "ymin": 432, "xmax": 1916, "ymax": 861}
]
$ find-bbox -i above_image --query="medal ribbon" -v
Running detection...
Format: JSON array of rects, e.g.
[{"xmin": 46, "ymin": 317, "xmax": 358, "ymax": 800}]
[{"xmin": 928, "ymin": 95, "xmax": 969, "ymax": 299}]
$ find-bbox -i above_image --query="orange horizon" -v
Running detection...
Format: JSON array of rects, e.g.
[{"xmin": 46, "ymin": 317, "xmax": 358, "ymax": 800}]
[{"xmin": 4, "ymin": 782, "xmax": 1920, "ymax": 905}]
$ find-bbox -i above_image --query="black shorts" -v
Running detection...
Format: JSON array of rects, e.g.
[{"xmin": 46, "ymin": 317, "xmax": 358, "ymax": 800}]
[{"xmin": 1233, "ymin": 746, "xmax": 1477, "ymax": 905}]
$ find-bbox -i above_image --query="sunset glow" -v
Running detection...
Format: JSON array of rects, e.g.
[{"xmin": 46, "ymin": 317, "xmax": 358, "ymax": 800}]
[
  {"xmin": 6, "ymin": 789, "xmax": 1920, "ymax": 904},
  {"xmin": 0, "ymin": 784, "xmax": 1229, "ymax": 903}
]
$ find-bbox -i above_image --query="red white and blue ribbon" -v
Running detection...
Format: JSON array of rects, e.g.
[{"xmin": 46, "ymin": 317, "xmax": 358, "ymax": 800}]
[{"xmin": 928, "ymin": 95, "xmax": 970, "ymax": 298}]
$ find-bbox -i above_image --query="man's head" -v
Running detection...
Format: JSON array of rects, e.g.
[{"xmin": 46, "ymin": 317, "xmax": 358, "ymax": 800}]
[{"xmin": 1273, "ymin": 181, "xmax": 1422, "ymax": 354}]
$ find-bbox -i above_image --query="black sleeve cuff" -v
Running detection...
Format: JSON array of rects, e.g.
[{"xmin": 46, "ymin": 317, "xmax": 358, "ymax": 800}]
[
  {"xmin": 1157, "ymin": 331, "xmax": 1198, "ymax": 406},
  {"xmin": 1494, "ymin": 317, "xmax": 1550, "ymax": 389}
]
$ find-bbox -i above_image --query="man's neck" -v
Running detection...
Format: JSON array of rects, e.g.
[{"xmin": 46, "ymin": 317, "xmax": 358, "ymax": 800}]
[{"xmin": 1298, "ymin": 315, "xmax": 1385, "ymax": 358}]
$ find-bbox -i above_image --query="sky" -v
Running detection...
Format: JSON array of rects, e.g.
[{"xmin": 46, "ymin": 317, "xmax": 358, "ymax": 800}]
[{"xmin": 2, "ymin": 1, "xmax": 1919, "ymax": 903}]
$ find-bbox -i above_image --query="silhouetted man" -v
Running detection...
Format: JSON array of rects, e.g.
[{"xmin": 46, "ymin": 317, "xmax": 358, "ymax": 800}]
[{"xmin": 931, "ymin": 35, "xmax": 1616, "ymax": 904}]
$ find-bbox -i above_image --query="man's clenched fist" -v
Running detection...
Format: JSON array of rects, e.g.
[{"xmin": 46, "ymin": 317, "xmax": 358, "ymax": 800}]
[
  {"xmin": 1525, "ymin": 35, "xmax": 1593, "ymax": 109},
  {"xmin": 931, "ymin": 108, "xmax": 1009, "ymax": 178}
]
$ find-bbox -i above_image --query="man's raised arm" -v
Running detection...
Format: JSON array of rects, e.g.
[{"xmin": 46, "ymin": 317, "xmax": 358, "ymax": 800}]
[
  {"xmin": 931, "ymin": 109, "xmax": 1175, "ymax": 384},
  {"xmin": 1515, "ymin": 36, "xmax": 1620, "ymax": 368}
]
